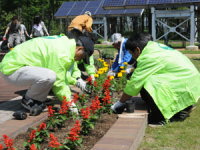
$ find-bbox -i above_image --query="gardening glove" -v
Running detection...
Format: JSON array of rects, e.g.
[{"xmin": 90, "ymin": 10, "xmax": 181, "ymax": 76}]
[
  {"xmin": 107, "ymin": 70, "xmax": 116, "ymax": 76},
  {"xmin": 111, "ymin": 101, "xmax": 126, "ymax": 114},
  {"xmin": 76, "ymin": 78, "xmax": 87, "ymax": 91},
  {"xmin": 126, "ymin": 65, "xmax": 134, "ymax": 74},
  {"xmin": 69, "ymin": 102, "xmax": 79, "ymax": 114}
]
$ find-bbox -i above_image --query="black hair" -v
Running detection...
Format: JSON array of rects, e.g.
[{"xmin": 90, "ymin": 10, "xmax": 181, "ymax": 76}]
[
  {"xmin": 125, "ymin": 32, "xmax": 152, "ymax": 52},
  {"xmin": 33, "ymin": 16, "xmax": 41, "ymax": 25},
  {"xmin": 12, "ymin": 16, "xmax": 18, "ymax": 21}
]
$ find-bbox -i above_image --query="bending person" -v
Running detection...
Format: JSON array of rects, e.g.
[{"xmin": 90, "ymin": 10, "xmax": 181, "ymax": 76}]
[
  {"xmin": 111, "ymin": 33, "xmax": 200, "ymax": 125},
  {"xmin": 108, "ymin": 33, "xmax": 134, "ymax": 76},
  {"xmin": 0, "ymin": 35, "xmax": 94, "ymax": 115}
]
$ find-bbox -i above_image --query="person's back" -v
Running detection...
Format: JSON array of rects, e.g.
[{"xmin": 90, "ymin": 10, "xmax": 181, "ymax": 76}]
[
  {"xmin": 68, "ymin": 11, "xmax": 93, "ymax": 33},
  {"xmin": 0, "ymin": 36, "xmax": 75, "ymax": 75}
]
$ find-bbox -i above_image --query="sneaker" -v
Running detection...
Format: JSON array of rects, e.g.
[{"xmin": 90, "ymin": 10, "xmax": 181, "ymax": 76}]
[
  {"xmin": 148, "ymin": 120, "xmax": 166, "ymax": 128},
  {"xmin": 21, "ymin": 96, "xmax": 46, "ymax": 111}
]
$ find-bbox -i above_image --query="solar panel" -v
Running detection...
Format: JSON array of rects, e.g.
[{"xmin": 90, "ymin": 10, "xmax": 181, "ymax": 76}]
[
  {"xmin": 82, "ymin": 0, "xmax": 102, "ymax": 15},
  {"xmin": 174, "ymin": 0, "xmax": 200, "ymax": 3},
  {"xmin": 68, "ymin": 1, "xmax": 89, "ymax": 16},
  {"xmin": 125, "ymin": 0, "xmax": 147, "ymax": 5},
  {"xmin": 103, "ymin": 0, "xmax": 125, "ymax": 7},
  {"xmin": 148, "ymin": 0, "xmax": 173, "ymax": 4},
  {"xmin": 103, "ymin": 0, "xmax": 200, "ymax": 9},
  {"xmin": 54, "ymin": 2, "xmax": 75, "ymax": 17},
  {"xmin": 54, "ymin": 0, "xmax": 144, "ymax": 17}
]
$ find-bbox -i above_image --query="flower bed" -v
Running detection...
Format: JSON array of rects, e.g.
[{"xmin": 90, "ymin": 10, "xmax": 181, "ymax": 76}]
[{"xmin": 0, "ymin": 59, "xmax": 129, "ymax": 150}]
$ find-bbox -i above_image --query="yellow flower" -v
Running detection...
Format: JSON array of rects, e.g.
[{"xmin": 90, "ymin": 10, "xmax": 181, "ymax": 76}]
[
  {"xmin": 117, "ymin": 72, "xmax": 123, "ymax": 77},
  {"xmin": 94, "ymin": 74, "xmax": 99, "ymax": 78},
  {"xmin": 120, "ymin": 66, "xmax": 125, "ymax": 69},
  {"xmin": 120, "ymin": 70, "xmax": 126, "ymax": 73},
  {"xmin": 103, "ymin": 62, "xmax": 108, "ymax": 67},
  {"xmin": 109, "ymin": 76, "xmax": 115, "ymax": 80},
  {"xmin": 103, "ymin": 67, "xmax": 108, "ymax": 72},
  {"xmin": 97, "ymin": 70, "xmax": 103, "ymax": 74},
  {"xmin": 97, "ymin": 58, "xmax": 104, "ymax": 62},
  {"xmin": 123, "ymin": 62, "xmax": 128, "ymax": 65}
]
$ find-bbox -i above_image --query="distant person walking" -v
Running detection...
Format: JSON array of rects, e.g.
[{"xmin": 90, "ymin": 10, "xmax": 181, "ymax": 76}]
[
  {"xmin": 3, "ymin": 16, "xmax": 22, "ymax": 48},
  {"xmin": 30, "ymin": 16, "xmax": 49, "ymax": 38},
  {"xmin": 20, "ymin": 20, "xmax": 30, "ymax": 43}
]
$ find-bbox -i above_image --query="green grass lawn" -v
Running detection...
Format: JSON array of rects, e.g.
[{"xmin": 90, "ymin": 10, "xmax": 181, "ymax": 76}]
[{"xmin": 139, "ymin": 58, "xmax": 200, "ymax": 150}]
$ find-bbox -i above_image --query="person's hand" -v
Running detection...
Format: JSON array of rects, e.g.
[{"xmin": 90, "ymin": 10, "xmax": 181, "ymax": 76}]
[
  {"xmin": 111, "ymin": 101, "xmax": 126, "ymax": 114},
  {"xmin": 107, "ymin": 70, "xmax": 116, "ymax": 76},
  {"xmin": 126, "ymin": 65, "xmax": 134, "ymax": 74},
  {"xmin": 76, "ymin": 78, "xmax": 87, "ymax": 91},
  {"xmin": 3, "ymin": 36, "xmax": 6, "ymax": 41},
  {"xmin": 69, "ymin": 102, "xmax": 79, "ymax": 114}
]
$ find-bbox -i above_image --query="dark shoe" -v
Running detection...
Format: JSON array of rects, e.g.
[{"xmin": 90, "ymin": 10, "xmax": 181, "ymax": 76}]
[
  {"xmin": 170, "ymin": 110, "xmax": 190, "ymax": 122},
  {"xmin": 148, "ymin": 120, "xmax": 167, "ymax": 127},
  {"xmin": 21, "ymin": 97, "xmax": 46, "ymax": 116}
]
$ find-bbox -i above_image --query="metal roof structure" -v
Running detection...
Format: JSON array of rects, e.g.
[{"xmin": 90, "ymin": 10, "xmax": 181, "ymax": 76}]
[
  {"xmin": 103, "ymin": 0, "xmax": 200, "ymax": 9},
  {"xmin": 54, "ymin": 0, "xmax": 144, "ymax": 18}
]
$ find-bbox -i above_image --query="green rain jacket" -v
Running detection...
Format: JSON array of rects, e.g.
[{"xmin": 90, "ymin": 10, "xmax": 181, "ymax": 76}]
[
  {"xmin": 124, "ymin": 41, "xmax": 200, "ymax": 119},
  {"xmin": 0, "ymin": 35, "xmax": 76, "ymax": 101},
  {"xmin": 66, "ymin": 55, "xmax": 96, "ymax": 85}
]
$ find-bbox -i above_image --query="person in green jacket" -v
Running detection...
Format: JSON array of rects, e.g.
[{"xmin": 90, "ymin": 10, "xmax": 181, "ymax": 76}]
[
  {"xmin": 0, "ymin": 35, "xmax": 94, "ymax": 115},
  {"xmin": 111, "ymin": 33, "xmax": 200, "ymax": 125},
  {"xmin": 66, "ymin": 55, "xmax": 96, "ymax": 87}
]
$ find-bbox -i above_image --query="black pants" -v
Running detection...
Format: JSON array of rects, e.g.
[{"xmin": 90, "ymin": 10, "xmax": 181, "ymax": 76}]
[
  {"xmin": 140, "ymin": 88, "xmax": 165, "ymax": 123},
  {"xmin": 140, "ymin": 88, "xmax": 192, "ymax": 123}
]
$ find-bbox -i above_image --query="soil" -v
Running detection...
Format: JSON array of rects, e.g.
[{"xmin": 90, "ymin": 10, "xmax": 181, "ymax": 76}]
[{"xmin": 14, "ymin": 113, "xmax": 118, "ymax": 150}]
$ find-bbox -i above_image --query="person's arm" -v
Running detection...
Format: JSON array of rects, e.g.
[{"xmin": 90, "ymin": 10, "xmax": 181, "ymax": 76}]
[
  {"xmin": 111, "ymin": 54, "xmax": 120, "ymax": 72},
  {"xmin": 84, "ymin": 55, "xmax": 96, "ymax": 75},
  {"xmin": 41, "ymin": 21, "xmax": 49, "ymax": 36},
  {"xmin": 85, "ymin": 17, "xmax": 93, "ymax": 32},
  {"xmin": 66, "ymin": 62, "xmax": 81, "ymax": 85},
  {"xmin": 3, "ymin": 27, "xmax": 10, "ymax": 38},
  {"xmin": 24, "ymin": 26, "xmax": 30, "ymax": 37},
  {"xmin": 124, "ymin": 57, "xmax": 164, "ymax": 96}
]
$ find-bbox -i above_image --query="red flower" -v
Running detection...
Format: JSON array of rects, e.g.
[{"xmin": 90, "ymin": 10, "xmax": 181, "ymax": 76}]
[
  {"xmin": 93, "ymin": 81, "xmax": 97, "ymax": 87},
  {"xmin": 102, "ymin": 89, "xmax": 111, "ymax": 105},
  {"xmin": 37, "ymin": 122, "xmax": 46, "ymax": 132},
  {"xmin": 90, "ymin": 96, "xmax": 102, "ymax": 113},
  {"xmin": 66, "ymin": 120, "xmax": 81, "ymax": 141},
  {"xmin": 2, "ymin": 134, "xmax": 15, "ymax": 150},
  {"xmin": 86, "ymin": 76, "xmax": 93, "ymax": 85},
  {"xmin": 30, "ymin": 144, "xmax": 37, "ymax": 150},
  {"xmin": 28, "ymin": 130, "xmax": 36, "ymax": 142},
  {"xmin": 48, "ymin": 133, "xmax": 62, "ymax": 148},
  {"xmin": 63, "ymin": 96, "xmax": 67, "ymax": 100},
  {"xmin": 48, "ymin": 105, "xmax": 55, "ymax": 117},
  {"xmin": 80, "ymin": 107, "xmax": 91, "ymax": 119},
  {"xmin": 72, "ymin": 93, "xmax": 79, "ymax": 103},
  {"xmin": 103, "ymin": 79, "xmax": 111, "ymax": 89},
  {"xmin": 0, "ymin": 144, "xmax": 3, "ymax": 150},
  {"xmin": 59, "ymin": 100, "xmax": 71, "ymax": 114}
]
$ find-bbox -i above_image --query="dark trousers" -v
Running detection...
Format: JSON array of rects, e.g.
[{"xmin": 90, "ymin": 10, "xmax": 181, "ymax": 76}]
[
  {"xmin": 140, "ymin": 88, "xmax": 192, "ymax": 123},
  {"xmin": 140, "ymin": 88, "xmax": 165, "ymax": 123}
]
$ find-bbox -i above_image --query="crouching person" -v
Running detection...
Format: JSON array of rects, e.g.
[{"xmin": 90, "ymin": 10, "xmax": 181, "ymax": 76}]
[
  {"xmin": 111, "ymin": 33, "xmax": 200, "ymax": 125},
  {"xmin": 0, "ymin": 35, "xmax": 94, "ymax": 116}
]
